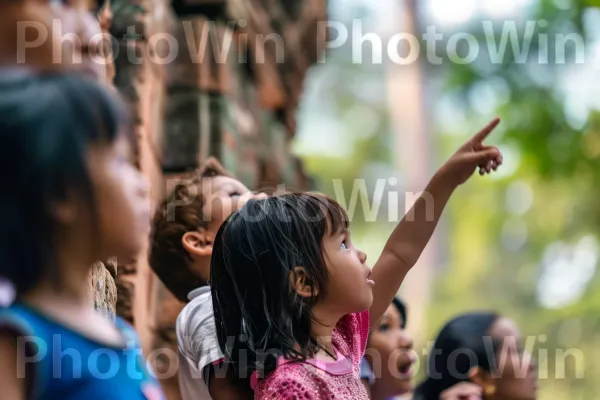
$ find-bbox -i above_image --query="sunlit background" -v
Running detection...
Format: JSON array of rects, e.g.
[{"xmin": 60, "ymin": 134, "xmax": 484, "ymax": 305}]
[{"xmin": 294, "ymin": 0, "xmax": 600, "ymax": 398}]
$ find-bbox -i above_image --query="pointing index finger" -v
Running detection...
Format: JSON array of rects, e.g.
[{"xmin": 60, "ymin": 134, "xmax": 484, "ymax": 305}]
[{"xmin": 472, "ymin": 117, "xmax": 501, "ymax": 143}]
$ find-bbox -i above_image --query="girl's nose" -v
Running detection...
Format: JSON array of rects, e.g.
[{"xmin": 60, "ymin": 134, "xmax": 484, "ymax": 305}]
[{"xmin": 357, "ymin": 249, "xmax": 367, "ymax": 264}]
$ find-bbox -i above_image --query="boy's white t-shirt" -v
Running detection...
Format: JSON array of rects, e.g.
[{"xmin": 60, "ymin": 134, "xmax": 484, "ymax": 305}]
[{"xmin": 176, "ymin": 286, "xmax": 225, "ymax": 400}]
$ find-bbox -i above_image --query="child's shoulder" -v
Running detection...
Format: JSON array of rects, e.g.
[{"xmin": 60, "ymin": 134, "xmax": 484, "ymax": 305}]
[
  {"xmin": 256, "ymin": 362, "xmax": 319, "ymax": 399},
  {"xmin": 175, "ymin": 286, "xmax": 225, "ymax": 368},
  {"xmin": 0, "ymin": 303, "xmax": 142, "ymax": 348},
  {"xmin": 114, "ymin": 316, "xmax": 143, "ymax": 345},
  {"xmin": 176, "ymin": 286, "xmax": 214, "ymax": 333},
  {"xmin": 0, "ymin": 303, "xmax": 45, "ymax": 337}
]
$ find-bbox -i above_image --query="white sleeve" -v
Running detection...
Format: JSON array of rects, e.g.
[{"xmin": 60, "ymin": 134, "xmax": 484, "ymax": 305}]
[{"xmin": 177, "ymin": 292, "xmax": 226, "ymax": 374}]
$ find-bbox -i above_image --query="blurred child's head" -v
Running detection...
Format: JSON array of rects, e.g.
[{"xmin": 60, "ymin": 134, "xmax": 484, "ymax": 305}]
[
  {"xmin": 0, "ymin": 68, "xmax": 149, "ymax": 296},
  {"xmin": 414, "ymin": 312, "xmax": 537, "ymax": 400},
  {"xmin": 367, "ymin": 297, "xmax": 415, "ymax": 400},
  {"xmin": 149, "ymin": 158, "xmax": 263, "ymax": 302},
  {"xmin": 210, "ymin": 192, "xmax": 373, "ymax": 377}
]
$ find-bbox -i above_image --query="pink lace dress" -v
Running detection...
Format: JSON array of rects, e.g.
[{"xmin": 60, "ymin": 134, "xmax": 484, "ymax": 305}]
[{"xmin": 252, "ymin": 311, "xmax": 370, "ymax": 400}]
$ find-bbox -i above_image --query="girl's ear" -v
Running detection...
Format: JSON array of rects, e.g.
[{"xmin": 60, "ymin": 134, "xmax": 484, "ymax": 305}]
[
  {"xmin": 468, "ymin": 366, "xmax": 495, "ymax": 397},
  {"xmin": 182, "ymin": 229, "xmax": 213, "ymax": 258},
  {"xmin": 51, "ymin": 191, "xmax": 79, "ymax": 226},
  {"xmin": 289, "ymin": 266, "xmax": 317, "ymax": 298}
]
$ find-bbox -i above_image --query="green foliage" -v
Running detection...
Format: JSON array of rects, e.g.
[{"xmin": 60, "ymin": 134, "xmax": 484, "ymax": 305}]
[
  {"xmin": 297, "ymin": 1, "xmax": 600, "ymax": 397},
  {"xmin": 427, "ymin": 1, "xmax": 600, "ymax": 398}
]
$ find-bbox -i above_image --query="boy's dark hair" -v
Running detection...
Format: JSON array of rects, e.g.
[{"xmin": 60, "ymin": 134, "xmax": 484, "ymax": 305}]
[
  {"xmin": 210, "ymin": 192, "xmax": 349, "ymax": 379},
  {"xmin": 0, "ymin": 68, "xmax": 129, "ymax": 296},
  {"xmin": 148, "ymin": 157, "xmax": 230, "ymax": 302}
]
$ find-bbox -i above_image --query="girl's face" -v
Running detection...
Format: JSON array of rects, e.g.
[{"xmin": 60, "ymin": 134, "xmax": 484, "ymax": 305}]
[
  {"xmin": 489, "ymin": 318, "xmax": 537, "ymax": 400},
  {"xmin": 367, "ymin": 304, "xmax": 415, "ymax": 400},
  {"xmin": 88, "ymin": 134, "xmax": 150, "ymax": 262},
  {"xmin": 322, "ymin": 229, "xmax": 373, "ymax": 315}
]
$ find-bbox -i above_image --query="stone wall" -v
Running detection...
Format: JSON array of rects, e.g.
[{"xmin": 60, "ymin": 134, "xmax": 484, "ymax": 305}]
[
  {"xmin": 89, "ymin": 259, "xmax": 118, "ymax": 320},
  {"xmin": 109, "ymin": 0, "xmax": 326, "ymax": 398}
]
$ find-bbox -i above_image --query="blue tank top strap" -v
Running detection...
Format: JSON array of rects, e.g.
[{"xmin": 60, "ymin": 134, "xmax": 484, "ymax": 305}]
[
  {"xmin": 114, "ymin": 316, "xmax": 139, "ymax": 344},
  {"xmin": 113, "ymin": 316, "xmax": 157, "ymax": 380},
  {"xmin": 0, "ymin": 304, "xmax": 36, "ymax": 334},
  {"xmin": 0, "ymin": 304, "xmax": 50, "ymax": 399}
]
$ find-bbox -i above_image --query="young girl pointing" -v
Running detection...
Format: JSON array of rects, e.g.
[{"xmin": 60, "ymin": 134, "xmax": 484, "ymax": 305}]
[{"xmin": 211, "ymin": 119, "xmax": 503, "ymax": 399}]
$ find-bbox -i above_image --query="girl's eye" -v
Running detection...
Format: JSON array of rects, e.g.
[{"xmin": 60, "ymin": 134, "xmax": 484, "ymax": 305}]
[
  {"xmin": 340, "ymin": 241, "xmax": 348, "ymax": 250},
  {"xmin": 378, "ymin": 323, "xmax": 390, "ymax": 332},
  {"xmin": 230, "ymin": 192, "xmax": 241, "ymax": 198}
]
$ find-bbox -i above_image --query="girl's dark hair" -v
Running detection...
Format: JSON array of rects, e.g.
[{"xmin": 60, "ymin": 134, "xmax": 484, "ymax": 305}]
[
  {"xmin": 392, "ymin": 297, "xmax": 407, "ymax": 329},
  {"xmin": 0, "ymin": 68, "xmax": 129, "ymax": 296},
  {"xmin": 210, "ymin": 192, "xmax": 349, "ymax": 379},
  {"xmin": 413, "ymin": 312, "xmax": 500, "ymax": 400}
]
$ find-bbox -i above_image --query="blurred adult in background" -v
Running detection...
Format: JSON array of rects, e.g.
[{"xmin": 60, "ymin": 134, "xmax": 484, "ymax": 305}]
[
  {"xmin": 363, "ymin": 297, "xmax": 414, "ymax": 400},
  {"xmin": 413, "ymin": 312, "xmax": 537, "ymax": 400},
  {"xmin": 0, "ymin": 0, "xmax": 113, "ymax": 83},
  {"xmin": 362, "ymin": 299, "xmax": 484, "ymax": 400}
]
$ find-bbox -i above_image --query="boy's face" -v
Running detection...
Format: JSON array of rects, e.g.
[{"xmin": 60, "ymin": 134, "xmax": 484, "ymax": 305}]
[
  {"xmin": 201, "ymin": 175, "xmax": 254, "ymax": 233},
  {"xmin": 183, "ymin": 175, "xmax": 266, "ymax": 282}
]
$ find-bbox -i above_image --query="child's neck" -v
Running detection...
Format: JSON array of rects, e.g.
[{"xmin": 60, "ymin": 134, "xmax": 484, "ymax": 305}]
[
  {"xmin": 310, "ymin": 308, "xmax": 342, "ymax": 360},
  {"xmin": 21, "ymin": 259, "xmax": 128, "ymax": 347},
  {"xmin": 191, "ymin": 256, "xmax": 211, "ymax": 284},
  {"xmin": 24, "ymin": 250, "xmax": 97, "ymax": 309}
]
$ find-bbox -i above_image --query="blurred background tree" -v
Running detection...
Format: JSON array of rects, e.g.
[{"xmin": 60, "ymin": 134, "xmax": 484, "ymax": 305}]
[
  {"xmin": 294, "ymin": 0, "xmax": 600, "ymax": 398},
  {"xmin": 425, "ymin": 1, "xmax": 600, "ymax": 398}
]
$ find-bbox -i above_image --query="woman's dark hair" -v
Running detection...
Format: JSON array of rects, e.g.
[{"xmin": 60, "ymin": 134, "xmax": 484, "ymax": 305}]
[
  {"xmin": 392, "ymin": 297, "xmax": 407, "ymax": 329},
  {"xmin": 210, "ymin": 192, "xmax": 349, "ymax": 379},
  {"xmin": 0, "ymin": 68, "xmax": 129, "ymax": 296},
  {"xmin": 413, "ymin": 312, "xmax": 500, "ymax": 400}
]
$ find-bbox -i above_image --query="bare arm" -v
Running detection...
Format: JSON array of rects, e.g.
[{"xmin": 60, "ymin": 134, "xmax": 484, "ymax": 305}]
[
  {"xmin": 208, "ymin": 364, "xmax": 253, "ymax": 400},
  {"xmin": 369, "ymin": 174, "xmax": 453, "ymax": 327},
  {"xmin": 0, "ymin": 332, "xmax": 26, "ymax": 400},
  {"xmin": 369, "ymin": 118, "xmax": 502, "ymax": 326}
]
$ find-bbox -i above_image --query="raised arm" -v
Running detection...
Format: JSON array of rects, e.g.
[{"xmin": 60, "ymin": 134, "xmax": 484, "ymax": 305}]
[{"xmin": 368, "ymin": 118, "xmax": 502, "ymax": 326}]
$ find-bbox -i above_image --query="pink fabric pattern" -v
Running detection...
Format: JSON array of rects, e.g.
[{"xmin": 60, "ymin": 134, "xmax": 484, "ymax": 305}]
[{"xmin": 253, "ymin": 311, "xmax": 370, "ymax": 400}]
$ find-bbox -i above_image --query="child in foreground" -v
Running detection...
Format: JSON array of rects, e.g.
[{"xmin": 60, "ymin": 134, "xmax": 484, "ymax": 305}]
[
  {"xmin": 0, "ymin": 69, "xmax": 163, "ymax": 400},
  {"xmin": 210, "ymin": 118, "xmax": 503, "ymax": 399}
]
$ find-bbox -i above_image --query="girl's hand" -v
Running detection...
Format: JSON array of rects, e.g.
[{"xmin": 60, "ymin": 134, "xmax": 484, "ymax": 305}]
[
  {"xmin": 440, "ymin": 382, "xmax": 483, "ymax": 400},
  {"xmin": 437, "ymin": 117, "xmax": 503, "ymax": 187}
]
